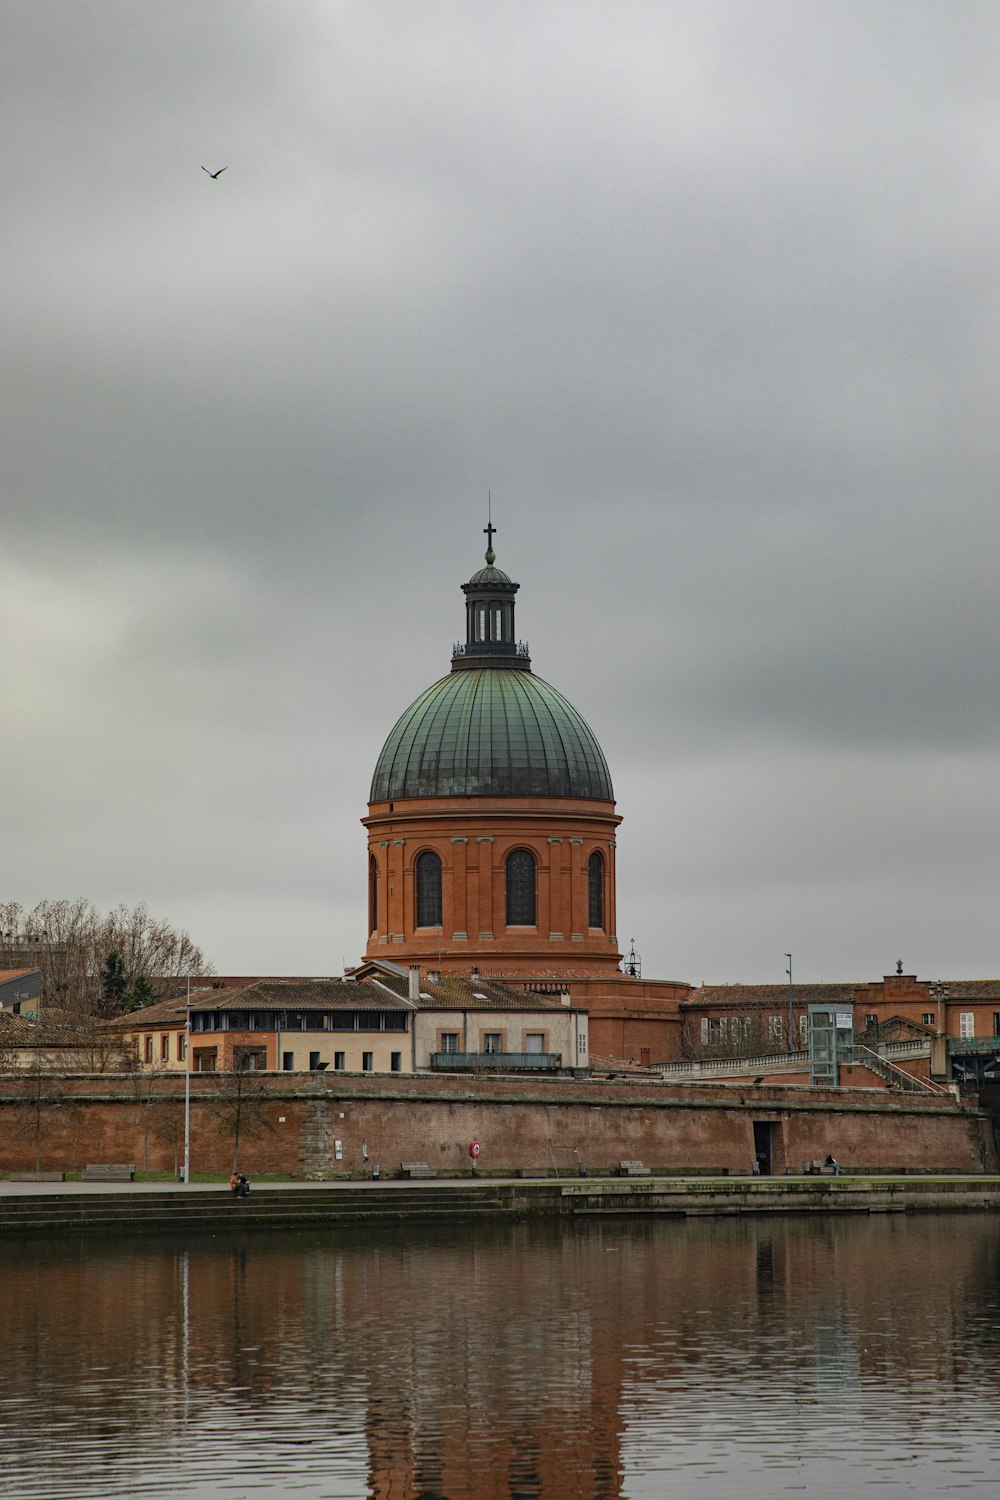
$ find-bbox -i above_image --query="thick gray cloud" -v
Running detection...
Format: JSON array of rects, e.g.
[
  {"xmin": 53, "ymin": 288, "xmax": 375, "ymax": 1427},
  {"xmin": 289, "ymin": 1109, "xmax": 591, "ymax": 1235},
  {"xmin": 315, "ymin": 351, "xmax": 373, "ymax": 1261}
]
[{"xmin": 2, "ymin": 1, "xmax": 998, "ymax": 983}]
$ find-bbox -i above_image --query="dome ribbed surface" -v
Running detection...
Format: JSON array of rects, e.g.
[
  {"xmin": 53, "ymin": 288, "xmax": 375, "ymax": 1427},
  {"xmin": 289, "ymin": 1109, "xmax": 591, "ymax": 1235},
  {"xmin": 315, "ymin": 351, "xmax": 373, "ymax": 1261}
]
[
  {"xmin": 371, "ymin": 669, "xmax": 614, "ymax": 802},
  {"xmin": 465, "ymin": 564, "xmax": 512, "ymax": 586}
]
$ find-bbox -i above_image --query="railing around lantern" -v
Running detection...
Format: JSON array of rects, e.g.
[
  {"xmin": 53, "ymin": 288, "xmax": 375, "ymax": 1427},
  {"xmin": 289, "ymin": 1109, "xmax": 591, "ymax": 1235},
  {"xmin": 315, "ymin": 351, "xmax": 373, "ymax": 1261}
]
[{"xmin": 452, "ymin": 640, "xmax": 530, "ymax": 658}]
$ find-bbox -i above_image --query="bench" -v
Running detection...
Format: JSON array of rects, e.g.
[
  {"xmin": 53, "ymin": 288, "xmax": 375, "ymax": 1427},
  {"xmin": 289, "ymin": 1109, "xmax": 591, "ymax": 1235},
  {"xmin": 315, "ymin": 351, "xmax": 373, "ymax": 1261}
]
[
  {"xmin": 618, "ymin": 1159, "xmax": 651, "ymax": 1177},
  {"xmin": 9, "ymin": 1171, "xmax": 65, "ymax": 1183},
  {"xmin": 802, "ymin": 1160, "xmax": 839, "ymax": 1176},
  {"xmin": 400, "ymin": 1162, "xmax": 437, "ymax": 1179},
  {"xmin": 82, "ymin": 1163, "xmax": 136, "ymax": 1182}
]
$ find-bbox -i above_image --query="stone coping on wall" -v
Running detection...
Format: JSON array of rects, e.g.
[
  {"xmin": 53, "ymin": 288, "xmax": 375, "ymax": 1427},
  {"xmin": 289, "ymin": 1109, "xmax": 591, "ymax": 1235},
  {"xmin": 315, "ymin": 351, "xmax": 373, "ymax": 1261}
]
[{"xmin": 0, "ymin": 1070, "xmax": 981, "ymax": 1119}]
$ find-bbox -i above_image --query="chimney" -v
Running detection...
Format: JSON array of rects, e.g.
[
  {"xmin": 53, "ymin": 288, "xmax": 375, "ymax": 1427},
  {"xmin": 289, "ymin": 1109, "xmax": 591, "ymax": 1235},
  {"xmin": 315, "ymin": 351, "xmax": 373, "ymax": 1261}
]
[{"xmin": 408, "ymin": 965, "xmax": 420, "ymax": 1002}]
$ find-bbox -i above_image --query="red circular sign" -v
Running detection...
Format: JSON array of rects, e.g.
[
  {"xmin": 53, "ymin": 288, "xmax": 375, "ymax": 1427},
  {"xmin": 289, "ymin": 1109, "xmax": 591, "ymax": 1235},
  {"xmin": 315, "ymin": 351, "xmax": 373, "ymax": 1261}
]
[{"xmin": 469, "ymin": 1141, "xmax": 481, "ymax": 1159}]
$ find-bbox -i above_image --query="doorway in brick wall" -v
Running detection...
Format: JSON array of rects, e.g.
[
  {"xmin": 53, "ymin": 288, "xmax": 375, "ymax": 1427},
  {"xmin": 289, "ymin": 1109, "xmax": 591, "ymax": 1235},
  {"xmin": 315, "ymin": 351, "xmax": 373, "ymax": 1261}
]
[{"xmin": 753, "ymin": 1120, "xmax": 780, "ymax": 1176}]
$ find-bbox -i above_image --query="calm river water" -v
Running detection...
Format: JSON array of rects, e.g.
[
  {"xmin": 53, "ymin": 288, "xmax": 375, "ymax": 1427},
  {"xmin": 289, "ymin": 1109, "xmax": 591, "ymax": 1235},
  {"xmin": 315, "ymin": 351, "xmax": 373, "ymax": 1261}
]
[{"xmin": 1, "ymin": 1211, "xmax": 999, "ymax": 1499}]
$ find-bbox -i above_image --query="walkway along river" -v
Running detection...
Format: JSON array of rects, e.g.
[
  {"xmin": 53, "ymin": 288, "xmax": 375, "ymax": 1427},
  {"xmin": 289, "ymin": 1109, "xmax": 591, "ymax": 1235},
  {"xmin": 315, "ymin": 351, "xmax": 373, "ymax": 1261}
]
[{"xmin": 3, "ymin": 1173, "xmax": 1000, "ymax": 1237}]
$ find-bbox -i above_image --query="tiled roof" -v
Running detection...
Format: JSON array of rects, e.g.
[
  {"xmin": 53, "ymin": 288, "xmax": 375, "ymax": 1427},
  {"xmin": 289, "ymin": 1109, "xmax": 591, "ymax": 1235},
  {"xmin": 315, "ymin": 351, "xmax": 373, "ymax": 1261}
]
[
  {"xmin": 103, "ymin": 997, "xmax": 189, "ymax": 1029},
  {"xmin": 111, "ymin": 972, "xmax": 576, "ymax": 1021},
  {"xmin": 217, "ymin": 979, "xmax": 413, "ymax": 1011},
  {"xmin": 112, "ymin": 978, "xmax": 414, "ymax": 1021},
  {"xmin": 0, "ymin": 1008, "xmax": 102, "ymax": 1045},
  {"xmin": 683, "ymin": 983, "xmax": 860, "ymax": 1010},
  {"xmin": 939, "ymin": 980, "xmax": 1000, "ymax": 999},
  {"xmin": 685, "ymin": 979, "xmax": 1000, "ymax": 1009},
  {"xmin": 376, "ymin": 972, "xmax": 576, "ymax": 1012}
]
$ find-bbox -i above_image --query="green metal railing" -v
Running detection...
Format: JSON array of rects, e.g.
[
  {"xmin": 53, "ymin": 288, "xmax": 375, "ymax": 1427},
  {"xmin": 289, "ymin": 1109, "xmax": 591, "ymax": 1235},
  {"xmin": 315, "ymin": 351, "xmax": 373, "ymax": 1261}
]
[{"xmin": 430, "ymin": 1051, "xmax": 561, "ymax": 1072}]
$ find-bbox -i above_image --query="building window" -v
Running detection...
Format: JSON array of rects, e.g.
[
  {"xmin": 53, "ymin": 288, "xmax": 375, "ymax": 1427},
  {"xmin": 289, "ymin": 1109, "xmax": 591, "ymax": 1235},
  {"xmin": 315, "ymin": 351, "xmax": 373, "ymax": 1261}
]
[
  {"xmin": 415, "ymin": 850, "xmax": 443, "ymax": 927},
  {"xmin": 922, "ymin": 1013, "xmax": 934, "ymax": 1027},
  {"xmin": 144, "ymin": 1036, "xmax": 153, "ymax": 1064},
  {"xmin": 194, "ymin": 1048, "xmax": 217, "ymax": 1073},
  {"xmin": 483, "ymin": 1033, "xmax": 502, "ymax": 1054},
  {"xmin": 391, "ymin": 1052, "xmax": 401, "ymax": 1072},
  {"xmin": 865, "ymin": 1013, "xmax": 878, "ymax": 1031},
  {"xmin": 178, "ymin": 1033, "xmax": 187, "ymax": 1063},
  {"xmin": 587, "ymin": 851, "xmax": 604, "ymax": 928},
  {"xmin": 960, "ymin": 1012, "xmax": 975, "ymax": 1039},
  {"xmin": 440, "ymin": 1032, "xmax": 459, "ymax": 1053},
  {"xmin": 994, "ymin": 1013, "xmax": 1000, "ymax": 1037},
  {"xmin": 506, "ymin": 849, "xmax": 536, "ymax": 925},
  {"xmin": 525, "ymin": 1032, "xmax": 545, "ymax": 1054},
  {"xmin": 334, "ymin": 1052, "xmax": 345, "ymax": 1071},
  {"xmin": 362, "ymin": 1052, "xmax": 373, "ymax": 1072},
  {"xmin": 160, "ymin": 1035, "xmax": 169, "ymax": 1062},
  {"xmin": 309, "ymin": 1051, "xmax": 322, "ymax": 1070},
  {"xmin": 369, "ymin": 855, "xmax": 378, "ymax": 933},
  {"xmin": 282, "ymin": 1051, "xmax": 294, "ymax": 1071},
  {"xmin": 767, "ymin": 1016, "xmax": 783, "ymax": 1043}
]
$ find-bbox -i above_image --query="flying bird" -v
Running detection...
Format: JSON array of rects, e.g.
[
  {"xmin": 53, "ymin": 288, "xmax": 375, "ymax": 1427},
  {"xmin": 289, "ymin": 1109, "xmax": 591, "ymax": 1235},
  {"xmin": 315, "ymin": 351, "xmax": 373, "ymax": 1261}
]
[{"xmin": 201, "ymin": 165, "xmax": 227, "ymax": 179}]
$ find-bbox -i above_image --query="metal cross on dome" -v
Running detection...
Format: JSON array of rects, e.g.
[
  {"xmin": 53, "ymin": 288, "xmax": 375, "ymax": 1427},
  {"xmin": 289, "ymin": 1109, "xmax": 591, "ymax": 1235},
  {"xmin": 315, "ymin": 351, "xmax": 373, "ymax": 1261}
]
[{"xmin": 484, "ymin": 519, "xmax": 496, "ymax": 564}]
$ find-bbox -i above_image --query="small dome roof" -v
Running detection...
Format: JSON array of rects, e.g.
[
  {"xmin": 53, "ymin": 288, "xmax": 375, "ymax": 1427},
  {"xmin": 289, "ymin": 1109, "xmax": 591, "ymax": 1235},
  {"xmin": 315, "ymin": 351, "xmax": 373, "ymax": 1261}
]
[
  {"xmin": 371, "ymin": 668, "xmax": 614, "ymax": 802},
  {"xmin": 465, "ymin": 564, "xmax": 512, "ymax": 586}
]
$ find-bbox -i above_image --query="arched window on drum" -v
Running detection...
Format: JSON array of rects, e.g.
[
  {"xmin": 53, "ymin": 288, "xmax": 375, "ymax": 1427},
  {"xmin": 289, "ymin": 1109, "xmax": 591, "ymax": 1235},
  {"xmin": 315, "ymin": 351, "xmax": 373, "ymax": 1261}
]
[
  {"xmin": 505, "ymin": 849, "xmax": 537, "ymax": 926},
  {"xmin": 415, "ymin": 850, "xmax": 443, "ymax": 928},
  {"xmin": 369, "ymin": 855, "xmax": 378, "ymax": 933},
  {"xmin": 587, "ymin": 851, "xmax": 604, "ymax": 929}
]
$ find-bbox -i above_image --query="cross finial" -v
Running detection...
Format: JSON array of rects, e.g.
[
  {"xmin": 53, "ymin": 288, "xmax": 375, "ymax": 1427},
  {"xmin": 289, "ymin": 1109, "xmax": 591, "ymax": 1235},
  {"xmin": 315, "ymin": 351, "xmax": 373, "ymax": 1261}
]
[{"xmin": 483, "ymin": 519, "xmax": 496, "ymax": 565}]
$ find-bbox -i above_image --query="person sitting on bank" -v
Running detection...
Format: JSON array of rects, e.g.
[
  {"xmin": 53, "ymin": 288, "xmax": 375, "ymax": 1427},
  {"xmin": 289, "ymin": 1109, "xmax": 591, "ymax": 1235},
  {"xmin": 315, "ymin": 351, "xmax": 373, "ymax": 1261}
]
[{"xmin": 825, "ymin": 1155, "xmax": 842, "ymax": 1176}]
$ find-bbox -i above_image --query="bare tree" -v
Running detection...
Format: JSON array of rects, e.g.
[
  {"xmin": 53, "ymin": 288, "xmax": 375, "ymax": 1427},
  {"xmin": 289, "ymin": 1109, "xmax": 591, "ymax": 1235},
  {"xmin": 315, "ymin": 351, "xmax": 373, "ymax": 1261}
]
[
  {"xmin": 10, "ymin": 1052, "xmax": 75, "ymax": 1173},
  {"xmin": 208, "ymin": 1057, "xmax": 274, "ymax": 1173},
  {"xmin": 0, "ymin": 1020, "xmax": 16, "ymax": 1074},
  {"xmin": 681, "ymin": 1011, "xmax": 791, "ymax": 1062},
  {"xmin": 0, "ymin": 900, "xmax": 213, "ymax": 1017},
  {"xmin": 124, "ymin": 1063, "xmax": 173, "ymax": 1173},
  {"xmin": 148, "ymin": 1093, "xmax": 185, "ymax": 1178}
]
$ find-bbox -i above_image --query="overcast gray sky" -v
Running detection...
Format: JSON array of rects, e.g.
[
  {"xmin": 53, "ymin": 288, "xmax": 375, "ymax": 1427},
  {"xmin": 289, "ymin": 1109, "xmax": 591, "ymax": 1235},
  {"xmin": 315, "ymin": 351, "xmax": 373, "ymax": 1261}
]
[{"xmin": 3, "ymin": 1, "xmax": 999, "ymax": 985}]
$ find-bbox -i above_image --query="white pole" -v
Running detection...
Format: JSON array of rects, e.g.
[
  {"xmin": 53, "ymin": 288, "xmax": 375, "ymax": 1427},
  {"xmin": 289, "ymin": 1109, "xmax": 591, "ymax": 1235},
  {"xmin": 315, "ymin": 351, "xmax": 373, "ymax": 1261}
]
[{"xmin": 183, "ymin": 977, "xmax": 191, "ymax": 1184}]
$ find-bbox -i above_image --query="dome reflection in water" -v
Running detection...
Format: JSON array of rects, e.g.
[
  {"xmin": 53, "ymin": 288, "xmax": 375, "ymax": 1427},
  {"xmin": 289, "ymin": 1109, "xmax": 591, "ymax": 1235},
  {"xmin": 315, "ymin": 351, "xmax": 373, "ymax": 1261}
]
[{"xmin": 2, "ymin": 1214, "xmax": 1000, "ymax": 1499}]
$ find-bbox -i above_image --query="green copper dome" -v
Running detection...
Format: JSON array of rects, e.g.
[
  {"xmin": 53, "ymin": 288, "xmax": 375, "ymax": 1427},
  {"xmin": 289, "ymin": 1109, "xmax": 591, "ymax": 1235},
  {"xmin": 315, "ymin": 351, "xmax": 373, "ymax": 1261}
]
[
  {"xmin": 370, "ymin": 527, "xmax": 614, "ymax": 802},
  {"xmin": 370, "ymin": 668, "xmax": 614, "ymax": 802}
]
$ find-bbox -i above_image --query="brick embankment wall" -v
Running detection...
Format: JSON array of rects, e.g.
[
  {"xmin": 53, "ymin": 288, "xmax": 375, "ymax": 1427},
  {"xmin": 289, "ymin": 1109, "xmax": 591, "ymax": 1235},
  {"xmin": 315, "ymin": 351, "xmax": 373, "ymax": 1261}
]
[{"xmin": 0, "ymin": 1073, "xmax": 994, "ymax": 1178}]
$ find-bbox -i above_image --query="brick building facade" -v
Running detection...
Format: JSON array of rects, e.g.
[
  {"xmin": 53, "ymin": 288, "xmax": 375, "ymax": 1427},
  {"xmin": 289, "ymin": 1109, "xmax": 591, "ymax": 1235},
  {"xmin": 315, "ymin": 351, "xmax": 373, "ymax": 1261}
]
[{"xmin": 361, "ymin": 526, "xmax": 688, "ymax": 1061}]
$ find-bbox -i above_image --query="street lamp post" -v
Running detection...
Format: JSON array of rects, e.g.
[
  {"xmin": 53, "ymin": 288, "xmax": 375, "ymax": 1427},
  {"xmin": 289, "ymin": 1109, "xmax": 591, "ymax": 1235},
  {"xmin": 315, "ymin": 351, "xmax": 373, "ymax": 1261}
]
[
  {"xmin": 183, "ymin": 977, "xmax": 191, "ymax": 1184},
  {"xmin": 785, "ymin": 953, "xmax": 794, "ymax": 1053},
  {"xmin": 930, "ymin": 981, "xmax": 949, "ymax": 1037}
]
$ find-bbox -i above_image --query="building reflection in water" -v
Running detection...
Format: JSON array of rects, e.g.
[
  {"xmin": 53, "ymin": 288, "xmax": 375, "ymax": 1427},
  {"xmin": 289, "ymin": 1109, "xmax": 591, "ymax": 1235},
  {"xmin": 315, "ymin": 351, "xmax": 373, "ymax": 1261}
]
[{"xmin": 2, "ymin": 1214, "xmax": 1000, "ymax": 1499}]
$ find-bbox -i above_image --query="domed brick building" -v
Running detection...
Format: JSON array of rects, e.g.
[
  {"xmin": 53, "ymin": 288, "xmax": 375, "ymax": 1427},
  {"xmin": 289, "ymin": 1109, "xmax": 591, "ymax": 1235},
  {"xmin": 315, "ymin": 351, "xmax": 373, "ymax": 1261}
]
[
  {"xmin": 365, "ymin": 526, "xmax": 621, "ymax": 975},
  {"xmin": 364, "ymin": 526, "xmax": 690, "ymax": 1063}
]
